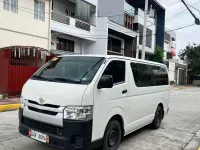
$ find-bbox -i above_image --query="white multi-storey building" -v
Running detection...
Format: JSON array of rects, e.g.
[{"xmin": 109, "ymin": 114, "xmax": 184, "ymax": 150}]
[
  {"xmin": 164, "ymin": 29, "xmax": 176, "ymax": 59},
  {"xmin": 0, "ymin": 0, "xmax": 166, "ymax": 59},
  {"xmin": 0, "ymin": 0, "xmax": 51, "ymax": 49}
]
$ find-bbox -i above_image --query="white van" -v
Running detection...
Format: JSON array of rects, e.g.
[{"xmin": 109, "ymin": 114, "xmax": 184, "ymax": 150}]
[{"xmin": 19, "ymin": 55, "xmax": 170, "ymax": 150}]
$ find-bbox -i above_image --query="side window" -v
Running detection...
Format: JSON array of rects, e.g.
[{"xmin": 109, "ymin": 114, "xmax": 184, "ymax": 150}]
[
  {"xmin": 152, "ymin": 66, "xmax": 169, "ymax": 86},
  {"xmin": 130, "ymin": 63, "xmax": 168, "ymax": 87},
  {"xmin": 130, "ymin": 63, "xmax": 150, "ymax": 87},
  {"xmin": 103, "ymin": 60, "xmax": 125, "ymax": 84}
]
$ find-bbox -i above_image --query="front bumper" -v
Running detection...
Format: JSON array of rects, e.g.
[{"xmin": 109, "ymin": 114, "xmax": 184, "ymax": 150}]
[{"xmin": 18, "ymin": 108, "xmax": 92, "ymax": 150}]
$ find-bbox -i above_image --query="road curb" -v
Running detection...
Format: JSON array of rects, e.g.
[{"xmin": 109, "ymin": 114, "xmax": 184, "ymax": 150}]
[{"xmin": 0, "ymin": 104, "xmax": 20, "ymax": 112}]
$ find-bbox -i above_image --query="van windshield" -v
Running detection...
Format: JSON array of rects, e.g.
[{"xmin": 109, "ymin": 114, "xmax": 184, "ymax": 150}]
[{"xmin": 31, "ymin": 56, "xmax": 105, "ymax": 84}]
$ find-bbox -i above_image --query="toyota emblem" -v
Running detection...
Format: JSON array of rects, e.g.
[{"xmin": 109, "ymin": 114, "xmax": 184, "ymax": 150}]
[{"xmin": 39, "ymin": 97, "xmax": 45, "ymax": 105}]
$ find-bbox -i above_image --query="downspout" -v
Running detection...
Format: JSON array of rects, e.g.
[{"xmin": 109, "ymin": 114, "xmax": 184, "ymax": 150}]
[{"xmin": 136, "ymin": 33, "xmax": 139, "ymax": 59}]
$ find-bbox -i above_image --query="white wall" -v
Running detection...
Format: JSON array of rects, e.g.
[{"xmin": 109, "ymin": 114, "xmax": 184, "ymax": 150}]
[
  {"xmin": 82, "ymin": 17, "xmax": 108, "ymax": 55},
  {"xmin": 0, "ymin": 30, "xmax": 48, "ymax": 49},
  {"xmin": 168, "ymin": 62, "xmax": 176, "ymax": 82},
  {"xmin": 0, "ymin": 0, "xmax": 50, "ymax": 49}
]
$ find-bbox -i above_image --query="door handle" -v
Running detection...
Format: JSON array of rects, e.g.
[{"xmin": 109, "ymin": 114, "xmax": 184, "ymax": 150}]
[{"xmin": 122, "ymin": 89, "xmax": 128, "ymax": 94}]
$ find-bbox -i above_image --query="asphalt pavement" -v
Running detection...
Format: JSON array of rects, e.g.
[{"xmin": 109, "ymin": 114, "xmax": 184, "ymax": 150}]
[{"xmin": 0, "ymin": 87, "xmax": 200, "ymax": 150}]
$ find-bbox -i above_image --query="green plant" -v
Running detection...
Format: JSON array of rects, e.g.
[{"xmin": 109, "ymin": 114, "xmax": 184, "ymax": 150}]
[
  {"xmin": 179, "ymin": 43, "xmax": 200, "ymax": 74},
  {"xmin": 150, "ymin": 45, "xmax": 164, "ymax": 63}
]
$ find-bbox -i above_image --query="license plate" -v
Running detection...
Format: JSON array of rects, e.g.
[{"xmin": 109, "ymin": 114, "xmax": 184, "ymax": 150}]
[{"xmin": 28, "ymin": 130, "xmax": 49, "ymax": 143}]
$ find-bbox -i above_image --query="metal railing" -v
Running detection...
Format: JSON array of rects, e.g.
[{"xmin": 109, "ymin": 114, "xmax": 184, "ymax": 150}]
[
  {"xmin": 75, "ymin": 19, "xmax": 90, "ymax": 31},
  {"xmin": 51, "ymin": 11, "xmax": 70, "ymax": 25}
]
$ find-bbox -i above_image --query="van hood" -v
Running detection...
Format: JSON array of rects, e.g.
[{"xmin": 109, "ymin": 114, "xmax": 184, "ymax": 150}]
[{"xmin": 22, "ymin": 79, "xmax": 88, "ymax": 106}]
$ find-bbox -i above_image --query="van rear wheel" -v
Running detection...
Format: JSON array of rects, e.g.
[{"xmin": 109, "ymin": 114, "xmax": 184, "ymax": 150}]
[
  {"xmin": 151, "ymin": 106, "xmax": 163, "ymax": 129},
  {"xmin": 102, "ymin": 120, "xmax": 121, "ymax": 150}
]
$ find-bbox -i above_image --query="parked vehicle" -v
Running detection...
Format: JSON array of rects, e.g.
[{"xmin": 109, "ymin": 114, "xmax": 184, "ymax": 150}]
[{"xmin": 19, "ymin": 55, "xmax": 170, "ymax": 150}]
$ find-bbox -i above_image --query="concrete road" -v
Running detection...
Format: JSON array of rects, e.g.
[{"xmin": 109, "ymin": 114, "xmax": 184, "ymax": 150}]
[{"xmin": 0, "ymin": 87, "xmax": 200, "ymax": 150}]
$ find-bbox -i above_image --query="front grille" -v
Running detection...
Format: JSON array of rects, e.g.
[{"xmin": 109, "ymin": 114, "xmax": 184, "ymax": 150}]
[
  {"xmin": 28, "ymin": 100, "xmax": 60, "ymax": 108},
  {"xmin": 28, "ymin": 106, "xmax": 58, "ymax": 116},
  {"xmin": 22, "ymin": 117, "xmax": 64, "ymax": 136}
]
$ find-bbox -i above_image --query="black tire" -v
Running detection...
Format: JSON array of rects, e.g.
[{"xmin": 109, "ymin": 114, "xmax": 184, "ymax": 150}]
[
  {"xmin": 151, "ymin": 106, "xmax": 163, "ymax": 129},
  {"xmin": 102, "ymin": 120, "xmax": 122, "ymax": 150}
]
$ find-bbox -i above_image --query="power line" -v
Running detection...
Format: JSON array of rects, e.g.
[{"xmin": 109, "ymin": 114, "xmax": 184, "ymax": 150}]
[
  {"xmin": 0, "ymin": 0, "xmax": 196, "ymax": 39},
  {"xmin": 189, "ymin": 4, "xmax": 200, "ymax": 12},
  {"xmin": 166, "ymin": 0, "xmax": 200, "ymax": 21},
  {"xmin": 166, "ymin": 23, "xmax": 195, "ymax": 32},
  {"xmin": 165, "ymin": 1, "xmax": 181, "ymax": 7}
]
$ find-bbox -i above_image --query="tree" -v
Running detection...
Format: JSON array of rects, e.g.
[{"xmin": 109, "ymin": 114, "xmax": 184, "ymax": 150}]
[
  {"xmin": 179, "ymin": 43, "xmax": 200, "ymax": 74},
  {"xmin": 150, "ymin": 45, "xmax": 164, "ymax": 63}
]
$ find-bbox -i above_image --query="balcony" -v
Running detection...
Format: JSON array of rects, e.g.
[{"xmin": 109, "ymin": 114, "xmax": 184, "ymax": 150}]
[
  {"xmin": 51, "ymin": 11, "xmax": 90, "ymax": 31},
  {"xmin": 52, "ymin": 0, "xmax": 96, "ymax": 31},
  {"xmin": 124, "ymin": 1, "xmax": 135, "ymax": 16},
  {"xmin": 75, "ymin": 20, "xmax": 90, "ymax": 31},
  {"xmin": 52, "ymin": 12, "xmax": 70, "ymax": 25}
]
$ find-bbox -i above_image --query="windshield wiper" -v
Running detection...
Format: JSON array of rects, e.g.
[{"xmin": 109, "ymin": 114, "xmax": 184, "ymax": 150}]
[
  {"xmin": 51, "ymin": 78, "xmax": 80, "ymax": 84},
  {"xmin": 32, "ymin": 75, "xmax": 53, "ymax": 81}
]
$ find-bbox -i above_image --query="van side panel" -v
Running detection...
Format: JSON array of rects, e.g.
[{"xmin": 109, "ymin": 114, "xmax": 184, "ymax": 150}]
[
  {"xmin": 126, "ymin": 60, "xmax": 170, "ymax": 134},
  {"xmin": 92, "ymin": 59, "xmax": 129, "ymax": 142}
]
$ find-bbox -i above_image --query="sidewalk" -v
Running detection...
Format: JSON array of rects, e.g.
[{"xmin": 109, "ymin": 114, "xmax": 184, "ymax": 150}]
[
  {"xmin": 0, "ymin": 98, "xmax": 20, "ymax": 112},
  {"xmin": 170, "ymin": 85, "xmax": 194, "ymax": 90}
]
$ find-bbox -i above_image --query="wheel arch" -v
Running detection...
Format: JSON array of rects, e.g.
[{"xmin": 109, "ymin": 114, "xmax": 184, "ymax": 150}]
[{"xmin": 103, "ymin": 107, "xmax": 127, "ymax": 140}]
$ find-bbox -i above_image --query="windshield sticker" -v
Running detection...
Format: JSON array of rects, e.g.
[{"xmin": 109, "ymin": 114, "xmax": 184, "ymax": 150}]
[{"xmin": 52, "ymin": 57, "xmax": 58, "ymax": 61}]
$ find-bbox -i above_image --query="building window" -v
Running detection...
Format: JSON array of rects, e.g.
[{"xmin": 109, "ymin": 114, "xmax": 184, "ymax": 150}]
[
  {"xmin": 103, "ymin": 61, "xmax": 126, "ymax": 84},
  {"xmin": 146, "ymin": 28, "xmax": 152, "ymax": 48},
  {"xmin": 4, "ymin": 0, "xmax": 18, "ymax": 13},
  {"xmin": 124, "ymin": 13, "xmax": 134, "ymax": 30},
  {"xmin": 34, "ymin": 0, "xmax": 45, "ymax": 21},
  {"xmin": 57, "ymin": 38, "xmax": 74, "ymax": 52},
  {"xmin": 107, "ymin": 37, "xmax": 123, "ymax": 55},
  {"xmin": 65, "ymin": 9, "xmax": 75, "ymax": 18},
  {"xmin": 130, "ymin": 63, "xmax": 168, "ymax": 87},
  {"xmin": 137, "ymin": 23, "xmax": 152, "ymax": 48}
]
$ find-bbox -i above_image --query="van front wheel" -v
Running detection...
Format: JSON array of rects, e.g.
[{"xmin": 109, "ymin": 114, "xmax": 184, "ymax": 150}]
[{"xmin": 102, "ymin": 120, "xmax": 121, "ymax": 150}]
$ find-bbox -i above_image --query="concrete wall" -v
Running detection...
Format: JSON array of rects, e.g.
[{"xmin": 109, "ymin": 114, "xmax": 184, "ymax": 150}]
[
  {"xmin": 82, "ymin": 17, "xmax": 108, "ymax": 55},
  {"xmin": 168, "ymin": 62, "xmax": 176, "ymax": 82},
  {"xmin": 98, "ymin": 0, "xmax": 124, "ymax": 26},
  {"xmin": 0, "ymin": 0, "xmax": 50, "ymax": 49}
]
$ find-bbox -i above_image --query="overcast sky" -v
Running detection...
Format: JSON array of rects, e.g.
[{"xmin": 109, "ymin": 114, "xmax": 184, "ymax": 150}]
[{"xmin": 157, "ymin": 0, "xmax": 200, "ymax": 54}]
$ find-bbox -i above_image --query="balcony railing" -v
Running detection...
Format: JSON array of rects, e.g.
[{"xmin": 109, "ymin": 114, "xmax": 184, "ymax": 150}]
[
  {"xmin": 52, "ymin": 11, "xmax": 70, "ymax": 25},
  {"xmin": 124, "ymin": 1, "xmax": 135, "ymax": 16},
  {"xmin": 52, "ymin": 11, "xmax": 91, "ymax": 32},
  {"xmin": 75, "ymin": 20, "xmax": 91, "ymax": 31}
]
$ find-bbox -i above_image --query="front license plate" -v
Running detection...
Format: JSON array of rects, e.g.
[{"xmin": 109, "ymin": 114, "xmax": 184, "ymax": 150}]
[{"xmin": 28, "ymin": 129, "xmax": 49, "ymax": 143}]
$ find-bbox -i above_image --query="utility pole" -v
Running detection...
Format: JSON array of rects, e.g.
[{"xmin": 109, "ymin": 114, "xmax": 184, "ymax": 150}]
[
  {"xmin": 141, "ymin": 0, "xmax": 149, "ymax": 60},
  {"xmin": 181, "ymin": 0, "xmax": 200, "ymax": 25}
]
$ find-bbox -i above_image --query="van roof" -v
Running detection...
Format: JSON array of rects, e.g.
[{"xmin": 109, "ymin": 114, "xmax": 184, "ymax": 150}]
[{"xmin": 60, "ymin": 54, "xmax": 166, "ymax": 67}]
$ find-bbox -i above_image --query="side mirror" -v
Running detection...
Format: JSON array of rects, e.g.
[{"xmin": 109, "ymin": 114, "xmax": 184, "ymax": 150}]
[{"xmin": 98, "ymin": 75, "xmax": 113, "ymax": 89}]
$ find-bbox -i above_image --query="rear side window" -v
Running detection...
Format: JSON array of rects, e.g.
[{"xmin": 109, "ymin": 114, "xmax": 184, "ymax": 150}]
[
  {"xmin": 103, "ymin": 60, "xmax": 125, "ymax": 84},
  {"xmin": 130, "ymin": 63, "xmax": 168, "ymax": 87}
]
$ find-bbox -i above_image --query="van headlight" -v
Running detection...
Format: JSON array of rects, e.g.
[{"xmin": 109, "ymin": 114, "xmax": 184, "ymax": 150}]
[
  {"xmin": 20, "ymin": 96, "xmax": 26, "ymax": 109},
  {"xmin": 64, "ymin": 106, "xmax": 93, "ymax": 120}
]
